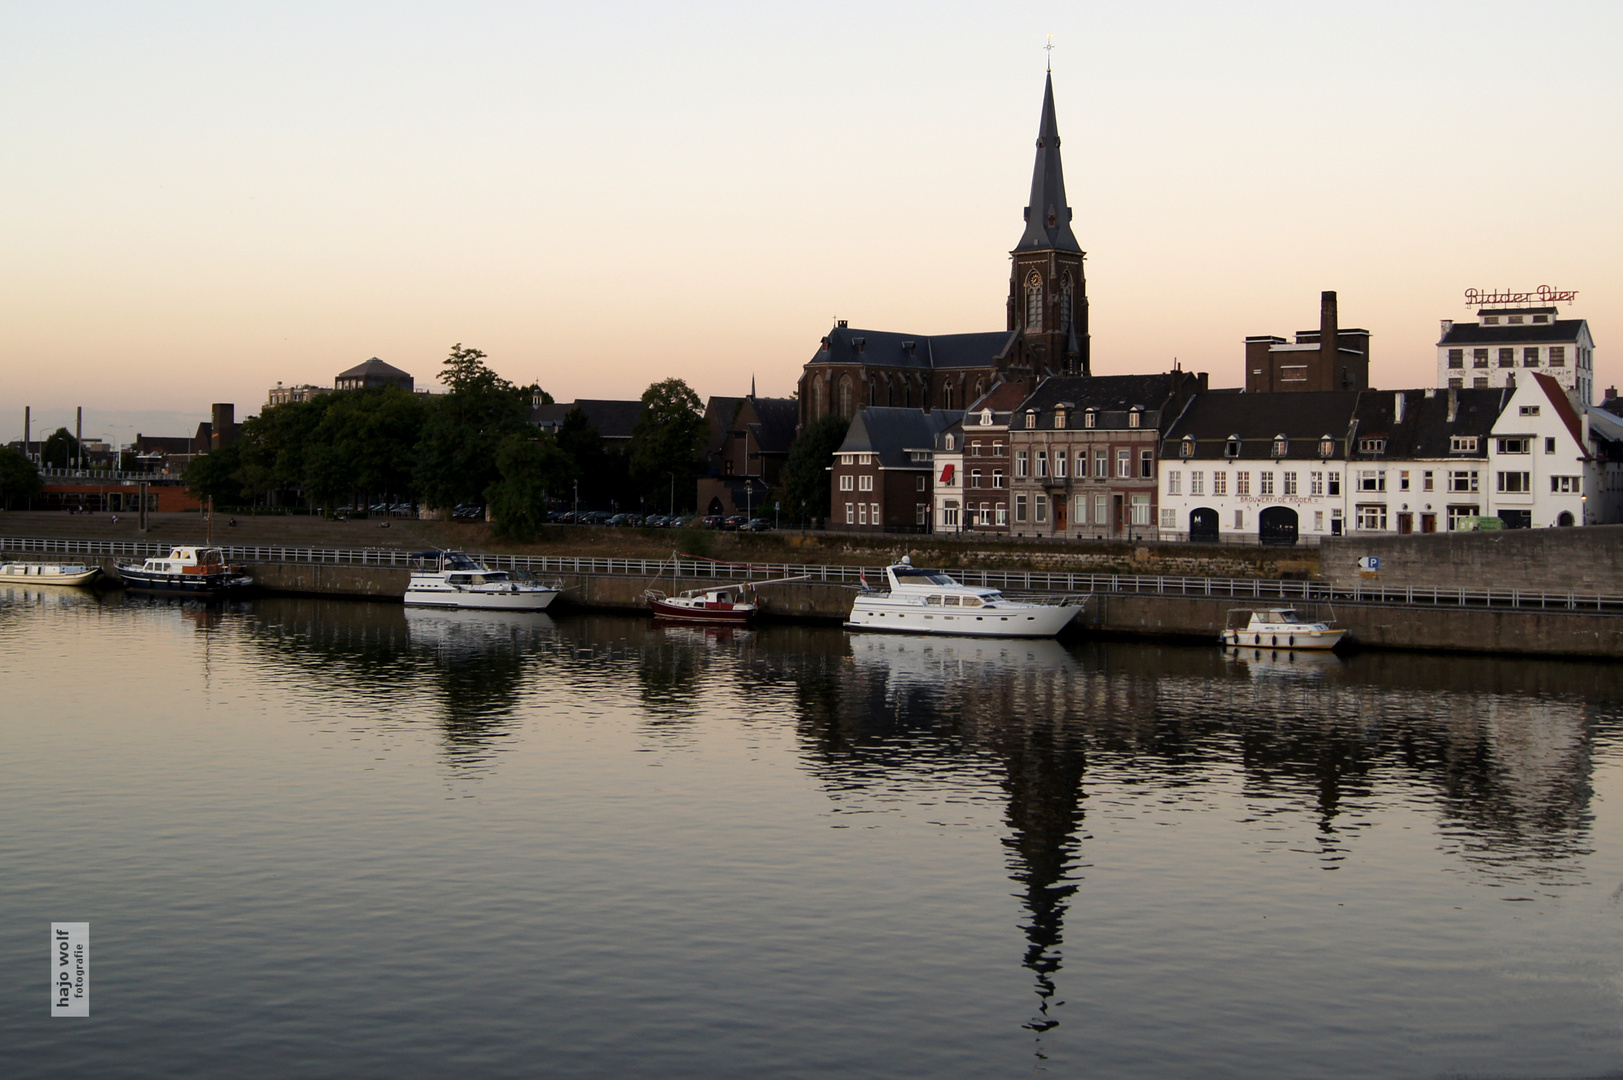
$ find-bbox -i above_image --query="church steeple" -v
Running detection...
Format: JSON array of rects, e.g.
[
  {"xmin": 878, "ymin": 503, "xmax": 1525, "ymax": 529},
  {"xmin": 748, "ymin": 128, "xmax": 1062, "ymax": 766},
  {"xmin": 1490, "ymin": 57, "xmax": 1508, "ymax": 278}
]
[{"xmin": 1014, "ymin": 72, "xmax": 1081, "ymax": 255}]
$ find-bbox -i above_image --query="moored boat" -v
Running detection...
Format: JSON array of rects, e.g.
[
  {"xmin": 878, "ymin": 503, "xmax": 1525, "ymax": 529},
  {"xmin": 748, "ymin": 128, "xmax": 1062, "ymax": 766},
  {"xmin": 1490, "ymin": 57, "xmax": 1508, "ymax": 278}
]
[
  {"xmin": 645, "ymin": 584, "xmax": 756, "ymax": 624},
  {"xmin": 115, "ymin": 546, "xmax": 254, "ymax": 594},
  {"xmin": 1221, "ymin": 607, "xmax": 1347, "ymax": 651},
  {"xmin": 0, "ymin": 561, "xmax": 102, "ymax": 587},
  {"xmin": 404, "ymin": 551, "xmax": 560, "ymax": 611},
  {"xmin": 845, "ymin": 557, "xmax": 1086, "ymax": 638}
]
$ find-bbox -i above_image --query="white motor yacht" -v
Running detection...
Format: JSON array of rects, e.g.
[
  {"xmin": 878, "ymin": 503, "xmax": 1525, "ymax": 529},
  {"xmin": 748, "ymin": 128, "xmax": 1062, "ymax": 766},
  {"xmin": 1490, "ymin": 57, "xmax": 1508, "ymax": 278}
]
[
  {"xmin": 404, "ymin": 551, "xmax": 560, "ymax": 611},
  {"xmin": 1221, "ymin": 607, "xmax": 1346, "ymax": 651},
  {"xmin": 845, "ymin": 557, "xmax": 1085, "ymax": 638}
]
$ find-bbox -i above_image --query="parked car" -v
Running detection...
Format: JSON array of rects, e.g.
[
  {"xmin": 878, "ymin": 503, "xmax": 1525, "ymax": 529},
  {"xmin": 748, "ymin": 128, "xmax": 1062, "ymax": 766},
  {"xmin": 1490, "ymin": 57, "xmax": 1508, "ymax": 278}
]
[
  {"xmin": 452, "ymin": 503, "xmax": 484, "ymax": 521},
  {"xmin": 700, "ymin": 515, "xmax": 724, "ymax": 530},
  {"xmin": 743, "ymin": 518, "xmax": 772, "ymax": 532},
  {"xmin": 642, "ymin": 515, "xmax": 668, "ymax": 528},
  {"xmin": 582, "ymin": 511, "xmax": 613, "ymax": 525},
  {"xmin": 390, "ymin": 503, "xmax": 414, "ymax": 517},
  {"xmin": 665, "ymin": 516, "xmax": 687, "ymax": 529},
  {"xmin": 722, "ymin": 515, "xmax": 748, "ymax": 531}
]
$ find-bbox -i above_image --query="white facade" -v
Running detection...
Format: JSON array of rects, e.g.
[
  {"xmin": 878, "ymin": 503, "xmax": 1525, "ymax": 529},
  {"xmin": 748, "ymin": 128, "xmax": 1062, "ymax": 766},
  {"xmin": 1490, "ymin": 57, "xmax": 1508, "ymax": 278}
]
[
  {"xmin": 932, "ymin": 430, "xmax": 964, "ymax": 533},
  {"xmin": 1486, "ymin": 375, "xmax": 1622, "ymax": 527},
  {"xmin": 1158, "ymin": 454, "xmax": 1349, "ymax": 542},
  {"xmin": 1437, "ymin": 307, "xmax": 1596, "ymax": 404}
]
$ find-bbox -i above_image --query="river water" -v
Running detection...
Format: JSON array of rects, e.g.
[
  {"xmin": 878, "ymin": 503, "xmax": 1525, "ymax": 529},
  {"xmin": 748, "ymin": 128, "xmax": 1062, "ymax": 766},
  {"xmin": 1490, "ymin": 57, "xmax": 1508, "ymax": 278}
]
[{"xmin": 3, "ymin": 587, "xmax": 1622, "ymax": 1078}]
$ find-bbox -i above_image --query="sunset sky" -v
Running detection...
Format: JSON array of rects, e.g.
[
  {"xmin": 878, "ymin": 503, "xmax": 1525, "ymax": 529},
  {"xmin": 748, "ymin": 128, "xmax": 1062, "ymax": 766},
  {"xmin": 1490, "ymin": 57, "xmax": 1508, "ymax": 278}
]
[{"xmin": 3, "ymin": 1, "xmax": 1619, "ymax": 447}]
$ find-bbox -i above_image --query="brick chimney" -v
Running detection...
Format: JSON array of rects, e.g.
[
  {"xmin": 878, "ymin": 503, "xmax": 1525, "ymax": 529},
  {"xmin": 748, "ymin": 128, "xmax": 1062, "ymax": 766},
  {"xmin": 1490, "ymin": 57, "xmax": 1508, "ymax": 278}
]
[{"xmin": 1320, "ymin": 291, "xmax": 1339, "ymax": 375}]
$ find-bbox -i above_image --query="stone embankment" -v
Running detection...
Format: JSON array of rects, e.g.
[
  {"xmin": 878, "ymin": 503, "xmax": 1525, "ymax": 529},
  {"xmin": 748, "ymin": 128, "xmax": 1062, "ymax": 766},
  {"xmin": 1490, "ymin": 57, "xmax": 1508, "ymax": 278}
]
[{"xmin": 6, "ymin": 513, "xmax": 1623, "ymax": 657}]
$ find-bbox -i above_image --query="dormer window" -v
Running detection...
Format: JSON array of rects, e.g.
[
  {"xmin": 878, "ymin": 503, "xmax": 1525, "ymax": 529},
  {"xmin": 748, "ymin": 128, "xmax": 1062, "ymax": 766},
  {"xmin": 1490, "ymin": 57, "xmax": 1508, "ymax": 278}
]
[
  {"xmin": 943, "ymin": 435, "xmax": 955, "ymax": 451},
  {"xmin": 1024, "ymin": 411, "xmax": 1037, "ymax": 430},
  {"xmin": 1128, "ymin": 409, "xmax": 1142, "ymax": 429},
  {"xmin": 1484, "ymin": 316, "xmax": 1500, "ymax": 325},
  {"xmin": 1180, "ymin": 436, "xmax": 1194, "ymax": 459},
  {"xmin": 1084, "ymin": 410, "xmax": 1097, "ymax": 429},
  {"xmin": 1054, "ymin": 409, "xmax": 1066, "ymax": 429},
  {"xmin": 1319, "ymin": 437, "xmax": 1335, "ymax": 458},
  {"xmin": 1533, "ymin": 315, "xmax": 1549, "ymax": 323},
  {"xmin": 1271, "ymin": 435, "xmax": 1287, "ymax": 458},
  {"xmin": 1225, "ymin": 436, "xmax": 1240, "ymax": 459},
  {"xmin": 1358, "ymin": 438, "xmax": 1386, "ymax": 455},
  {"xmin": 980, "ymin": 408, "xmax": 993, "ymax": 426}
]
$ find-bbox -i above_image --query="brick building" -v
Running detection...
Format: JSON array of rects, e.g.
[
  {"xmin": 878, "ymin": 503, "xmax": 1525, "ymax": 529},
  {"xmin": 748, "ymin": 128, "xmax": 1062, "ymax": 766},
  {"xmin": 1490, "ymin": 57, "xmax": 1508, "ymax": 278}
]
[
  {"xmin": 1007, "ymin": 371, "xmax": 1205, "ymax": 539},
  {"xmin": 696, "ymin": 392, "xmax": 798, "ymax": 518},
  {"xmin": 1244, "ymin": 291, "xmax": 1370, "ymax": 393},
  {"xmin": 831, "ymin": 408, "xmax": 964, "ymax": 532}
]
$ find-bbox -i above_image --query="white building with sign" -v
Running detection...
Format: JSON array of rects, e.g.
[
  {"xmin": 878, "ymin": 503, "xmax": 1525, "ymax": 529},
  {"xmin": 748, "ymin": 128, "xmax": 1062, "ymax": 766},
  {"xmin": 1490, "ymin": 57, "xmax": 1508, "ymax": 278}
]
[
  {"xmin": 1437, "ymin": 295, "xmax": 1596, "ymax": 404},
  {"xmin": 1486, "ymin": 373, "xmax": 1623, "ymax": 527}
]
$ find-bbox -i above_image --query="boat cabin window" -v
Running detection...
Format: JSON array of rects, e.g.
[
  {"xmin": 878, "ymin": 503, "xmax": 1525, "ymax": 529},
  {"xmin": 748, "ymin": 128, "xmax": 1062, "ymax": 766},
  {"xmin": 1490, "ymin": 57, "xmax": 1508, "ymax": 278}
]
[
  {"xmin": 448, "ymin": 574, "xmax": 472, "ymax": 584},
  {"xmin": 893, "ymin": 568, "xmax": 959, "ymax": 586},
  {"xmin": 960, "ymin": 596, "xmax": 983, "ymax": 608},
  {"xmin": 925, "ymin": 595, "xmax": 943, "ymax": 605},
  {"xmin": 943, "ymin": 596, "xmax": 960, "ymax": 606}
]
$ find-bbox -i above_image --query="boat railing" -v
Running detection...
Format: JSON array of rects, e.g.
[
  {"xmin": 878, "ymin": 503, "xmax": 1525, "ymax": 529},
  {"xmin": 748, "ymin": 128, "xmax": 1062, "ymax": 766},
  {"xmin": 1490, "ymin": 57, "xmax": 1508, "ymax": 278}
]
[{"xmin": 6, "ymin": 535, "xmax": 1623, "ymax": 616}]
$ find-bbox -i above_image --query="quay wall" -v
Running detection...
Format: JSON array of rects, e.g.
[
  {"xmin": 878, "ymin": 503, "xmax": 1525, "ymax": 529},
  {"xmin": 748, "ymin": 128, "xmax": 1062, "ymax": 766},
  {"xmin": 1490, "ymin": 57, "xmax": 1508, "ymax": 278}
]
[{"xmin": 1321, "ymin": 525, "xmax": 1623, "ymax": 594}]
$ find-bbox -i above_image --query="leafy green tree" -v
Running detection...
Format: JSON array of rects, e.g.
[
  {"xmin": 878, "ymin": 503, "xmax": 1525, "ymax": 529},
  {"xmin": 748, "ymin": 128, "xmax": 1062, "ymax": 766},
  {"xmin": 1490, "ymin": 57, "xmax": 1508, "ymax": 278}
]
[
  {"xmin": 0, "ymin": 446, "xmax": 43, "ymax": 509},
  {"xmin": 183, "ymin": 443, "xmax": 246, "ymax": 506},
  {"xmin": 781, "ymin": 413, "xmax": 850, "ymax": 523},
  {"xmin": 415, "ymin": 343, "xmax": 531, "ymax": 510},
  {"xmin": 628, "ymin": 378, "xmax": 707, "ymax": 513},
  {"xmin": 303, "ymin": 386, "xmax": 427, "ymax": 511},
  {"xmin": 234, "ymin": 398, "xmax": 326, "ymax": 506},
  {"xmin": 41, "ymin": 427, "xmax": 80, "ymax": 468},
  {"xmin": 488, "ymin": 430, "xmax": 575, "ymax": 540}
]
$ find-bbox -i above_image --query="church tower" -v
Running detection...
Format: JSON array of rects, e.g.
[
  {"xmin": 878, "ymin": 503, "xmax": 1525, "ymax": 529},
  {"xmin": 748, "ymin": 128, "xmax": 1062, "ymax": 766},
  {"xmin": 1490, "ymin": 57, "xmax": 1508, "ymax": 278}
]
[{"xmin": 1008, "ymin": 72, "xmax": 1088, "ymax": 378}]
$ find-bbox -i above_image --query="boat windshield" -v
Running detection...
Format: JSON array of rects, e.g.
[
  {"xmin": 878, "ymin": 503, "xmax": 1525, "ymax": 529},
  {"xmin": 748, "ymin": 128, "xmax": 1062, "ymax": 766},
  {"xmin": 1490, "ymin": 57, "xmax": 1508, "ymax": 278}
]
[{"xmin": 893, "ymin": 568, "xmax": 959, "ymax": 586}]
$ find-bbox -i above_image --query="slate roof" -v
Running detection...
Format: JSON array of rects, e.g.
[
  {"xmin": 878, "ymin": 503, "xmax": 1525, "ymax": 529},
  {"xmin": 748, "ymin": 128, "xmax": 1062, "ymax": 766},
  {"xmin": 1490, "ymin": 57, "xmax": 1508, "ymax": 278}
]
[
  {"xmin": 745, "ymin": 397, "xmax": 799, "ymax": 454},
  {"xmin": 836, "ymin": 408, "xmax": 966, "ymax": 469},
  {"xmin": 1160, "ymin": 391, "xmax": 1362, "ymax": 461},
  {"xmin": 1348, "ymin": 388, "xmax": 1508, "ymax": 460},
  {"xmin": 1013, "ymin": 73, "xmax": 1082, "ymax": 255},
  {"xmin": 529, "ymin": 399, "xmax": 645, "ymax": 440},
  {"xmin": 336, "ymin": 357, "xmax": 413, "ymax": 381},
  {"xmin": 1439, "ymin": 319, "xmax": 1589, "ymax": 346},
  {"xmin": 1014, "ymin": 374, "xmax": 1184, "ymax": 415},
  {"xmin": 806, "ymin": 324, "xmax": 1011, "ymax": 372}
]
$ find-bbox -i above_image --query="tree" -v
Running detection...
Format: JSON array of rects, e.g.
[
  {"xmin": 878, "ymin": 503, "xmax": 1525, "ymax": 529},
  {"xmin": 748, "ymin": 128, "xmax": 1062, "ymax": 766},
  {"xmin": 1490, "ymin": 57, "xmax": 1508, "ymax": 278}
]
[
  {"xmin": 41, "ymin": 427, "xmax": 80, "ymax": 469},
  {"xmin": 487, "ymin": 430, "xmax": 575, "ymax": 540},
  {"xmin": 183, "ymin": 443, "xmax": 245, "ymax": 506},
  {"xmin": 0, "ymin": 446, "xmax": 42, "ymax": 509},
  {"xmin": 627, "ymin": 378, "xmax": 707, "ymax": 512},
  {"xmin": 415, "ymin": 343, "xmax": 530, "ymax": 510},
  {"xmin": 781, "ymin": 414, "xmax": 850, "ymax": 524},
  {"xmin": 303, "ymin": 386, "xmax": 428, "ymax": 511},
  {"xmin": 234, "ymin": 398, "xmax": 326, "ymax": 507}
]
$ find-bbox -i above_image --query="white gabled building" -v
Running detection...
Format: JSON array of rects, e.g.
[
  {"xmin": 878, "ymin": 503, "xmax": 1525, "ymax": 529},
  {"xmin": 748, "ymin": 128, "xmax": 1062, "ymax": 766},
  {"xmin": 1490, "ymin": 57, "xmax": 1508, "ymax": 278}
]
[{"xmin": 1487, "ymin": 373, "xmax": 1623, "ymax": 527}]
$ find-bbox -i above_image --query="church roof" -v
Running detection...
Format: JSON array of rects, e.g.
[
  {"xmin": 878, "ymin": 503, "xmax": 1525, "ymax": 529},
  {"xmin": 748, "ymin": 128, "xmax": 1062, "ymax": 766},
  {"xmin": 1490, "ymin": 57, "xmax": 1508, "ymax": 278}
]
[
  {"xmin": 1013, "ymin": 73, "xmax": 1082, "ymax": 255},
  {"xmin": 807, "ymin": 325, "xmax": 1008, "ymax": 371},
  {"xmin": 745, "ymin": 397, "xmax": 800, "ymax": 453}
]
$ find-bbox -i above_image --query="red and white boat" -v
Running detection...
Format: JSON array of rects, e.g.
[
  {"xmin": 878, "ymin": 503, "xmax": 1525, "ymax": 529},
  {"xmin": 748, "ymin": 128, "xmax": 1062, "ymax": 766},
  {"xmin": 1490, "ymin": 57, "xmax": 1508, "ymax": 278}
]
[{"xmin": 645, "ymin": 584, "xmax": 757, "ymax": 624}]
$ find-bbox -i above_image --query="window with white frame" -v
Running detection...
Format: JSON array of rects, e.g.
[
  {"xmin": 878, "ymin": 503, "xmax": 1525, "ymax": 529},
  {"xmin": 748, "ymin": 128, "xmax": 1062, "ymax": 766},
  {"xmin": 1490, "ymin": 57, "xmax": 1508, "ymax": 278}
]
[
  {"xmin": 1313, "ymin": 510, "xmax": 1324, "ymax": 531},
  {"xmin": 840, "ymin": 475, "xmax": 854, "ymax": 491},
  {"xmin": 1190, "ymin": 471, "xmax": 1204, "ymax": 495},
  {"xmin": 1015, "ymin": 494, "xmax": 1028, "ymax": 522},
  {"xmin": 871, "ymin": 502, "xmax": 880, "ymax": 523},
  {"xmin": 916, "ymin": 475, "xmax": 926, "ymax": 491},
  {"xmin": 1327, "ymin": 473, "xmax": 1341, "ymax": 495},
  {"xmin": 1497, "ymin": 471, "xmax": 1531, "ymax": 494},
  {"xmin": 1233, "ymin": 509, "xmax": 1244, "ymax": 528},
  {"xmin": 1075, "ymin": 451, "xmax": 1088, "ymax": 477},
  {"xmin": 1236, "ymin": 471, "xmax": 1251, "ymax": 495},
  {"xmin": 1358, "ymin": 438, "xmax": 1386, "ymax": 455},
  {"xmin": 1225, "ymin": 438, "xmax": 1240, "ymax": 459},
  {"xmin": 1552, "ymin": 475, "xmax": 1581, "ymax": 493},
  {"xmin": 1180, "ymin": 437, "xmax": 1193, "ymax": 458},
  {"xmin": 915, "ymin": 504, "xmax": 928, "ymax": 525},
  {"xmin": 1160, "ymin": 508, "xmax": 1175, "ymax": 529},
  {"xmin": 1448, "ymin": 470, "xmax": 1479, "ymax": 493},
  {"xmin": 1283, "ymin": 472, "xmax": 1297, "ymax": 496},
  {"xmin": 1084, "ymin": 410, "xmax": 1097, "ymax": 429},
  {"xmin": 942, "ymin": 502, "xmax": 959, "ymax": 527},
  {"xmin": 1036, "ymin": 450, "xmax": 1048, "ymax": 478},
  {"xmin": 1310, "ymin": 472, "xmax": 1323, "ymax": 495},
  {"xmin": 1095, "ymin": 494, "xmax": 1108, "ymax": 527},
  {"xmin": 1356, "ymin": 504, "xmax": 1388, "ymax": 530},
  {"xmin": 1168, "ymin": 471, "xmax": 1181, "ymax": 496},
  {"xmin": 1131, "ymin": 495, "xmax": 1151, "ymax": 525},
  {"xmin": 1094, "ymin": 449, "xmax": 1108, "ymax": 478},
  {"xmin": 1074, "ymin": 494, "xmax": 1088, "ymax": 525},
  {"xmin": 1545, "ymin": 438, "xmax": 1557, "ymax": 454},
  {"xmin": 858, "ymin": 503, "xmax": 867, "ymax": 525},
  {"xmin": 1497, "ymin": 437, "xmax": 1530, "ymax": 455},
  {"xmin": 1213, "ymin": 472, "xmax": 1227, "ymax": 496},
  {"xmin": 1423, "ymin": 470, "xmax": 1434, "ymax": 491},
  {"xmin": 1055, "ymin": 451, "xmax": 1066, "ymax": 478},
  {"xmin": 858, "ymin": 453, "xmax": 871, "ymax": 465},
  {"xmin": 995, "ymin": 503, "xmax": 1007, "ymax": 525},
  {"xmin": 845, "ymin": 502, "xmax": 854, "ymax": 524},
  {"xmin": 858, "ymin": 474, "xmax": 874, "ymax": 492},
  {"xmin": 1358, "ymin": 470, "xmax": 1385, "ymax": 493},
  {"xmin": 1025, "ymin": 412, "xmax": 1037, "ymax": 429},
  {"xmin": 1035, "ymin": 495, "xmax": 1048, "ymax": 523},
  {"xmin": 969, "ymin": 469, "xmax": 982, "ymax": 489},
  {"xmin": 1140, "ymin": 450, "xmax": 1154, "ymax": 478},
  {"xmin": 1116, "ymin": 449, "xmax": 1131, "ymax": 478},
  {"xmin": 1128, "ymin": 410, "xmax": 1142, "ymax": 429},
  {"xmin": 841, "ymin": 454, "xmax": 854, "ymax": 465},
  {"xmin": 1015, "ymin": 451, "xmax": 1029, "ymax": 477},
  {"xmin": 1271, "ymin": 436, "xmax": 1287, "ymax": 458},
  {"xmin": 1319, "ymin": 437, "xmax": 1335, "ymax": 457},
  {"xmin": 1447, "ymin": 505, "xmax": 1480, "ymax": 530},
  {"xmin": 1259, "ymin": 473, "xmax": 1274, "ymax": 496},
  {"xmin": 1519, "ymin": 405, "xmax": 1540, "ymax": 416},
  {"xmin": 992, "ymin": 469, "xmax": 1004, "ymax": 489}
]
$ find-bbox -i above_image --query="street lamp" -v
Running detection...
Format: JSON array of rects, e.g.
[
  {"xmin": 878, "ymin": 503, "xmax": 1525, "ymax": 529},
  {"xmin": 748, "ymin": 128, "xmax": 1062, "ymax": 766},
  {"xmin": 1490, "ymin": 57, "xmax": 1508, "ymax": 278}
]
[
  {"xmin": 573, "ymin": 479, "xmax": 578, "ymax": 522},
  {"xmin": 668, "ymin": 472, "xmax": 676, "ymax": 517}
]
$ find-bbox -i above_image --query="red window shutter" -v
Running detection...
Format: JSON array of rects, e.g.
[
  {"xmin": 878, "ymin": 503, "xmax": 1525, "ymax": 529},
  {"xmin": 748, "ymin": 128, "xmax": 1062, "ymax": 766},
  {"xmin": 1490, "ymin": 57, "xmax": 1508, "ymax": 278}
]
[{"xmin": 939, "ymin": 464, "xmax": 954, "ymax": 483}]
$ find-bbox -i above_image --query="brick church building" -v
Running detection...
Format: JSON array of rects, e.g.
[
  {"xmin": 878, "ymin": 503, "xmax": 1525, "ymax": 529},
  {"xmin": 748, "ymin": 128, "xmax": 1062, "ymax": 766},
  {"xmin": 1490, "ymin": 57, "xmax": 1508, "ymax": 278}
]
[{"xmin": 797, "ymin": 73, "xmax": 1092, "ymax": 430}]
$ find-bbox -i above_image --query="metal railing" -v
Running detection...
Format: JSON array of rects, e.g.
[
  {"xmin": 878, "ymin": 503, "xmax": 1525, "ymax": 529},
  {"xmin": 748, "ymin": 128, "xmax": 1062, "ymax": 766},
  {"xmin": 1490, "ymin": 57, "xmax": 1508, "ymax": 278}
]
[{"xmin": 4, "ymin": 535, "xmax": 1620, "ymax": 616}]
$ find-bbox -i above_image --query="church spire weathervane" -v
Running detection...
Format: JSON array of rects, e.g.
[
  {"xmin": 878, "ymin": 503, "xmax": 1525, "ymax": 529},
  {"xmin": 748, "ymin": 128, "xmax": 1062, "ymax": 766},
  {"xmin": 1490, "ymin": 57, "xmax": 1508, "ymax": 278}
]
[{"xmin": 1045, "ymin": 34, "xmax": 1053, "ymax": 73}]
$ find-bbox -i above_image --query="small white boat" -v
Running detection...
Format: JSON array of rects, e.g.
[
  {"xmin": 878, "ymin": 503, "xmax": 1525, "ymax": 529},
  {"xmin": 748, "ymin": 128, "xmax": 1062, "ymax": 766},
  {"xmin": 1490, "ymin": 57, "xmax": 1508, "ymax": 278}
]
[
  {"xmin": 404, "ymin": 551, "xmax": 559, "ymax": 611},
  {"xmin": 116, "ymin": 547, "xmax": 254, "ymax": 594},
  {"xmin": 1221, "ymin": 607, "xmax": 1346, "ymax": 651},
  {"xmin": 0, "ymin": 561, "xmax": 102, "ymax": 586},
  {"xmin": 646, "ymin": 584, "xmax": 756, "ymax": 624},
  {"xmin": 846, "ymin": 557, "xmax": 1086, "ymax": 638}
]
